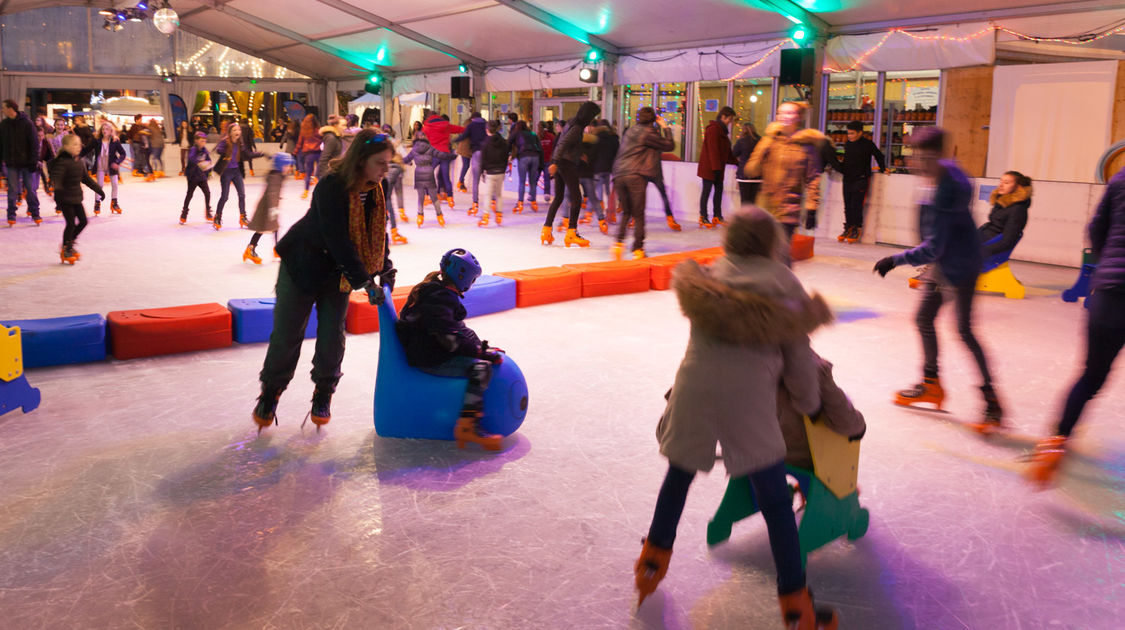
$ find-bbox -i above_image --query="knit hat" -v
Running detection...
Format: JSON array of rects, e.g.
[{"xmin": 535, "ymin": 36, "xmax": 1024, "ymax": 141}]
[{"xmin": 723, "ymin": 206, "xmax": 779, "ymax": 258}]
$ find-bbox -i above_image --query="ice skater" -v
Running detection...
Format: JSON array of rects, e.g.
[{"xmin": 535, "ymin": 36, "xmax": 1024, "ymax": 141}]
[
  {"xmin": 242, "ymin": 152, "xmax": 294, "ymax": 264},
  {"xmin": 1027, "ymin": 166, "xmax": 1125, "ymax": 487},
  {"xmin": 872, "ymin": 127, "xmax": 1002, "ymax": 431},
  {"xmin": 835, "ymin": 120, "xmax": 886, "ymax": 243},
  {"xmin": 81, "ymin": 122, "xmax": 126, "ymax": 216},
  {"xmin": 541, "ymin": 101, "xmax": 601, "ymax": 247},
  {"xmin": 180, "ymin": 132, "xmax": 213, "ymax": 223},
  {"xmin": 402, "ymin": 131, "xmax": 454, "ymax": 228},
  {"xmin": 610, "ymin": 107, "xmax": 674, "ymax": 260},
  {"xmin": 395, "ymin": 248, "xmax": 505, "ymax": 450},
  {"xmin": 635, "ymin": 208, "xmax": 836, "ymax": 629},
  {"xmin": 48, "ymin": 134, "xmax": 104, "ymax": 264},
  {"xmin": 478, "ymin": 120, "xmax": 509, "ymax": 227}
]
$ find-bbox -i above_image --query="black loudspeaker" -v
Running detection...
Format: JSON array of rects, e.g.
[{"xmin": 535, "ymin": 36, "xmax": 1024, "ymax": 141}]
[
  {"xmin": 779, "ymin": 48, "xmax": 815, "ymax": 86},
  {"xmin": 451, "ymin": 76, "xmax": 471, "ymax": 99}
]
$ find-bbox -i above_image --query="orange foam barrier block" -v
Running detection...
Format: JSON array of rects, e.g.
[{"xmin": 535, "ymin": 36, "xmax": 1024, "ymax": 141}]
[
  {"xmin": 495, "ymin": 267, "xmax": 583, "ymax": 307},
  {"xmin": 645, "ymin": 247, "xmax": 725, "ymax": 290},
  {"xmin": 563, "ymin": 260, "xmax": 652, "ymax": 298},
  {"xmin": 107, "ymin": 303, "xmax": 231, "ymax": 360},
  {"xmin": 345, "ymin": 286, "xmax": 412, "ymax": 334},
  {"xmin": 791, "ymin": 234, "xmax": 814, "ymax": 261}
]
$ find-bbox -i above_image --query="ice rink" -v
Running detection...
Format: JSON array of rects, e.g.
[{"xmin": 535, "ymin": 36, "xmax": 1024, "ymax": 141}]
[{"xmin": 1, "ymin": 173, "xmax": 1122, "ymax": 629}]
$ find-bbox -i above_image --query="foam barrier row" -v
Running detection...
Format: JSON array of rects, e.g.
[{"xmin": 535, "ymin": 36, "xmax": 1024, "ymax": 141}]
[{"xmin": 1, "ymin": 245, "xmax": 757, "ymax": 367}]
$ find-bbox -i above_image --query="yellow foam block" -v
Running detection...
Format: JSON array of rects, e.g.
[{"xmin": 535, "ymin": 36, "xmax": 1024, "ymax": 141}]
[
  {"xmin": 804, "ymin": 416, "xmax": 860, "ymax": 500},
  {"xmin": 1, "ymin": 324, "xmax": 23, "ymax": 382},
  {"xmin": 976, "ymin": 262, "xmax": 1026, "ymax": 299}
]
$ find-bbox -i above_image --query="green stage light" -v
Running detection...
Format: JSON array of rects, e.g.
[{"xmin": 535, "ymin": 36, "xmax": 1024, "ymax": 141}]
[{"xmin": 585, "ymin": 49, "xmax": 601, "ymax": 63}]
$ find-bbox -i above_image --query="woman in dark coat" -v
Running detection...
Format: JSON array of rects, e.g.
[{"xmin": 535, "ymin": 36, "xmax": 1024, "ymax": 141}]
[
  {"xmin": 697, "ymin": 106, "xmax": 737, "ymax": 227},
  {"xmin": 731, "ymin": 122, "xmax": 761, "ymax": 208},
  {"xmin": 1028, "ymin": 166, "xmax": 1125, "ymax": 486},
  {"xmin": 979, "ymin": 171, "xmax": 1031, "ymax": 259},
  {"xmin": 541, "ymin": 100, "xmax": 601, "ymax": 247},
  {"xmin": 252, "ymin": 129, "xmax": 397, "ymax": 432}
]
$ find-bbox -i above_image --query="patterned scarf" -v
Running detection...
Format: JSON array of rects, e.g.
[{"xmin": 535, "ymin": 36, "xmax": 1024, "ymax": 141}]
[{"xmin": 339, "ymin": 185, "xmax": 387, "ymax": 292}]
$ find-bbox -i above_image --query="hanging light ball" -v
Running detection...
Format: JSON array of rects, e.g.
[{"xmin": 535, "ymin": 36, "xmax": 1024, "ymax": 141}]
[{"xmin": 153, "ymin": 7, "xmax": 179, "ymax": 34}]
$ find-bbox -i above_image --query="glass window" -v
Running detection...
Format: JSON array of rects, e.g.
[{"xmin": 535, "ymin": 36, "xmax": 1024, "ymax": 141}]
[
  {"xmin": 620, "ymin": 84, "xmax": 653, "ymax": 128},
  {"xmin": 1, "ymin": 7, "xmax": 90, "ymax": 73},
  {"xmin": 732, "ymin": 79, "xmax": 773, "ymax": 139},
  {"xmin": 824, "ymin": 71, "xmax": 879, "ymax": 153},
  {"xmin": 694, "ymin": 81, "xmax": 728, "ymax": 161},
  {"xmin": 883, "ymin": 71, "xmax": 940, "ymax": 173},
  {"xmin": 488, "ymin": 92, "xmax": 512, "ymax": 122},
  {"xmin": 656, "ymin": 82, "xmax": 686, "ymax": 159}
]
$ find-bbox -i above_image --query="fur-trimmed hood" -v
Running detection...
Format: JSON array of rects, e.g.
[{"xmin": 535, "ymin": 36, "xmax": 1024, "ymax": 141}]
[
  {"xmin": 672, "ymin": 258, "xmax": 833, "ymax": 346},
  {"xmin": 319, "ymin": 125, "xmax": 341, "ymax": 137},
  {"xmin": 762, "ymin": 122, "xmax": 826, "ymax": 146},
  {"xmin": 990, "ymin": 185, "xmax": 1032, "ymax": 208}
]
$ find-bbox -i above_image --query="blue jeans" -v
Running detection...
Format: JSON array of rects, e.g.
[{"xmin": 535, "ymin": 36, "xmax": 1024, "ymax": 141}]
[
  {"xmin": 458, "ymin": 155, "xmax": 471, "ymax": 184},
  {"xmin": 6, "ymin": 167, "xmax": 40, "ymax": 219},
  {"xmin": 579, "ymin": 177, "xmax": 603, "ymax": 220},
  {"xmin": 647, "ymin": 460, "xmax": 804, "ymax": 594},
  {"xmin": 517, "ymin": 155, "xmax": 540, "ymax": 202},
  {"xmin": 418, "ymin": 355, "xmax": 493, "ymax": 413},
  {"xmin": 437, "ymin": 159, "xmax": 453, "ymax": 197},
  {"xmin": 303, "ymin": 151, "xmax": 321, "ymax": 191},
  {"xmin": 470, "ymin": 151, "xmax": 482, "ymax": 204},
  {"xmin": 215, "ymin": 167, "xmax": 246, "ymax": 221}
]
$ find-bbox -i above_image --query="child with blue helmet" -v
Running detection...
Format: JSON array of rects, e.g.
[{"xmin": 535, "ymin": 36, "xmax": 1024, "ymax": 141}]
[
  {"xmin": 243, "ymin": 152, "xmax": 295, "ymax": 264},
  {"xmin": 396, "ymin": 248, "xmax": 505, "ymax": 450}
]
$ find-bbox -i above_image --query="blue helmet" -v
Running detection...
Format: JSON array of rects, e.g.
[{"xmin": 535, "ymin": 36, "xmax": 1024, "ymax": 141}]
[
  {"xmin": 440, "ymin": 248, "xmax": 482, "ymax": 295},
  {"xmin": 272, "ymin": 152, "xmax": 295, "ymax": 172}
]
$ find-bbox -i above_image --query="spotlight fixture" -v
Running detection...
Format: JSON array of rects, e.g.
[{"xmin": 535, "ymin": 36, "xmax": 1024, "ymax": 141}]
[
  {"xmin": 126, "ymin": 8, "xmax": 144, "ymax": 22},
  {"xmin": 578, "ymin": 67, "xmax": 598, "ymax": 84},
  {"xmin": 98, "ymin": 8, "xmax": 114, "ymax": 16},
  {"xmin": 458, "ymin": 62, "xmax": 467, "ymax": 73},
  {"xmin": 364, "ymin": 72, "xmax": 382, "ymax": 95},
  {"xmin": 585, "ymin": 48, "xmax": 601, "ymax": 63},
  {"xmin": 135, "ymin": 1, "xmax": 148, "ymax": 10}
]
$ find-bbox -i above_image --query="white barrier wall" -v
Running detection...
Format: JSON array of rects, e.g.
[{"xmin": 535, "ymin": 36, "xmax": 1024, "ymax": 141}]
[{"xmin": 657, "ymin": 162, "xmax": 1103, "ymax": 269}]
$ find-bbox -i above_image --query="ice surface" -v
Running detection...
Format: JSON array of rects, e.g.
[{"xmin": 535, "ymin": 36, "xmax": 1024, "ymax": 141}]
[{"xmin": 0, "ymin": 175, "xmax": 1122, "ymax": 629}]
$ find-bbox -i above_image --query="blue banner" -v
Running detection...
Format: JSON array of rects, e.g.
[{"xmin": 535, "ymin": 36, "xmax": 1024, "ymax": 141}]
[
  {"xmin": 282, "ymin": 100, "xmax": 307, "ymax": 122},
  {"xmin": 168, "ymin": 94, "xmax": 188, "ymax": 136}
]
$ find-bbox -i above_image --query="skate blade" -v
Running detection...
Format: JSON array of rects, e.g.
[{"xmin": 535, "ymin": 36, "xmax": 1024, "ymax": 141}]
[{"xmin": 893, "ymin": 399, "xmax": 947, "ymax": 413}]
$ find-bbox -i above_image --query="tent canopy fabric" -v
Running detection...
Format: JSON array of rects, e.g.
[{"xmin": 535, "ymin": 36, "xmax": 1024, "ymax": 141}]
[{"xmin": 0, "ymin": 1, "xmax": 1122, "ymax": 83}]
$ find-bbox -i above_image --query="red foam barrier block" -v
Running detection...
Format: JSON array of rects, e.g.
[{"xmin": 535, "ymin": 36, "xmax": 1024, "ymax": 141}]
[
  {"xmin": 644, "ymin": 248, "xmax": 725, "ymax": 290},
  {"xmin": 107, "ymin": 303, "xmax": 231, "ymax": 360},
  {"xmin": 563, "ymin": 260, "xmax": 652, "ymax": 298},
  {"xmin": 791, "ymin": 234, "xmax": 815, "ymax": 261},
  {"xmin": 495, "ymin": 267, "xmax": 583, "ymax": 307},
  {"xmin": 345, "ymin": 286, "xmax": 412, "ymax": 334}
]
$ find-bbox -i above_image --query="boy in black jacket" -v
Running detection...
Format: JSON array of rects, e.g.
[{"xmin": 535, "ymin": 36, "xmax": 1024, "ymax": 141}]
[
  {"xmin": 48, "ymin": 134, "xmax": 104, "ymax": 263},
  {"xmin": 837, "ymin": 120, "xmax": 886, "ymax": 243},
  {"xmin": 396, "ymin": 248, "xmax": 505, "ymax": 450},
  {"xmin": 478, "ymin": 120, "xmax": 508, "ymax": 227}
]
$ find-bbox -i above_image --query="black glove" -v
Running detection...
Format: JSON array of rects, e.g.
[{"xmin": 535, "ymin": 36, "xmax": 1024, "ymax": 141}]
[
  {"xmin": 366, "ymin": 283, "xmax": 385, "ymax": 305},
  {"xmin": 873, "ymin": 256, "xmax": 896, "ymax": 277},
  {"xmin": 848, "ymin": 426, "xmax": 866, "ymax": 442},
  {"xmin": 380, "ymin": 267, "xmax": 396, "ymax": 293},
  {"xmin": 804, "ymin": 210, "xmax": 817, "ymax": 231}
]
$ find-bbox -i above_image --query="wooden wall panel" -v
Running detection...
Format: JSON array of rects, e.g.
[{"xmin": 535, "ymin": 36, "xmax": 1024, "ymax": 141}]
[{"xmin": 941, "ymin": 66, "xmax": 993, "ymax": 178}]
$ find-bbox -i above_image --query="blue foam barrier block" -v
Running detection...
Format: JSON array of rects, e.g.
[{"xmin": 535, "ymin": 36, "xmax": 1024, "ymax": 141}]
[
  {"xmin": 0, "ymin": 375, "xmax": 40, "ymax": 416},
  {"xmin": 227, "ymin": 298, "xmax": 317, "ymax": 344},
  {"xmin": 1, "ymin": 314, "xmax": 107, "ymax": 368},
  {"xmin": 373, "ymin": 287, "xmax": 528, "ymax": 441},
  {"xmin": 462, "ymin": 275, "xmax": 517, "ymax": 319}
]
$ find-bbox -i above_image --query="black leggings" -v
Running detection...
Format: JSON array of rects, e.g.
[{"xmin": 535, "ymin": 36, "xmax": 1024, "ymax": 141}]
[
  {"xmin": 647, "ymin": 461, "xmax": 805, "ymax": 595},
  {"xmin": 699, "ymin": 170, "xmax": 724, "ymax": 220},
  {"xmin": 544, "ymin": 160, "xmax": 581, "ymax": 230},
  {"xmin": 1058, "ymin": 289, "xmax": 1125, "ymax": 437},
  {"xmin": 60, "ymin": 203, "xmax": 87, "ymax": 245},
  {"xmin": 215, "ymin": 168, "xmax": 245, "ymax": 221},
  {"xmin": 916, "ymin": 281, "xmax": 993, "ymax": 386},
  {"xmin": 249, "ymin": 231, "xmax": 277, "ymax": 247}
]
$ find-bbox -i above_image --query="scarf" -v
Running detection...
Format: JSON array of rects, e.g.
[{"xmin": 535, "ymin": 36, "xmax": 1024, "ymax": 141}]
[{"xmin": 339, "ymin": 185, "xmax": 387, "ymax": 292}]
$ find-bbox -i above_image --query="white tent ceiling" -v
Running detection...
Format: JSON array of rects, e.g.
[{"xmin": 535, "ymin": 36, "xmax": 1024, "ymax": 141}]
[{"xmin": 0, "ymin": 0, "xmax": 1123, "ymax": 80}]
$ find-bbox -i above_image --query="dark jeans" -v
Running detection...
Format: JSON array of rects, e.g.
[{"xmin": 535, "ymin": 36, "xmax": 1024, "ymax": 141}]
[
  {"xmin": 545, "ymin": 160, "xmax": 581, "ymax": 229},
  {"xmin": 647, "ymin": 460, "xmax": 805, "ymax": 595},
  {"xmin": 541, "ymin": 166, "xmax": 551, "ymax": 197},
  {"xmin": 615, "ymin": 175, "xmax": 647, "ymax": 251},
  {"xmin": 738, "ymin": 181, "xmax": 760, "ymax": 208},
  {"xmin": 59, "ymin": 202, "xmax": 87, "ymax": 245},
  {"xmin": 150, "ymin": 146, "xmax": 164, "ymax": 172},
  {"xmin": 843, "ymin": 177, "xmax": 870, "ymax": 228},
  {"xmin": 437, "ymin": 159, "xmax": 453, "ymax": 196},
  {"xmin": 303, "ymin": 151, "xmax": 321, "ymax": 191},
  {"xmin": 699, "ymin": 170, "xmax": 724, "ymax": 220},
  {"xmin": 215, "ymin": 168, "xmax": 245, "ymax": 221},
  {"xmin": 1058, "ymin": 289, "xmax": 1125, "ymax": 437},
  {"xmin": 458, "ymin": 155, "xmax": 471, "ymax": 185},
  {"xmin": 916, "ymin": 280, "xmax": 993, "ymax": 386},
  {"xmin": 259, "ymin": 262, "xmax": 351, "ymax": 392},
  {"xmin": 183, "ymin": 180, "xmax": 211, "ymax": 214},
  {"xmin": 517, "ymin": 155, "xmax": 540, "ymax": 202},
  {"xmin": 132, "ymin": 142, "xmax": 151, "ymax": 174},
  {"xmin": 419, "ymin": 356, "xmax": 493, "ymax": 413},
  {"xmin": 6, "ymin": 167, "xmax": 40, "ymax": 218},
  {"xmin": 579, "ymin": 177, "xmax": 603, "ymax": 220},
  {"xmin": 649, "ymin": 177, "xmax": 673, "ymax": 217}
]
